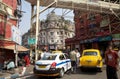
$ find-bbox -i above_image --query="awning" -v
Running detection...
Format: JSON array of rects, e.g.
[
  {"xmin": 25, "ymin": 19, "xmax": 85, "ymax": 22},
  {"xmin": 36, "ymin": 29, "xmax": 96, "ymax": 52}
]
[{"xmin": 0, "ymin": 45, "xmax": 29, "ymax": 52}]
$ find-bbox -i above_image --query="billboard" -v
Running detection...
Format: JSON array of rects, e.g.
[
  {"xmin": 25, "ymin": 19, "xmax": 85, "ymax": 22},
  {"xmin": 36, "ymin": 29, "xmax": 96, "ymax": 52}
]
[{"xmin": 11, "ymin": 25, "xmax": 22, "ymax": 45}]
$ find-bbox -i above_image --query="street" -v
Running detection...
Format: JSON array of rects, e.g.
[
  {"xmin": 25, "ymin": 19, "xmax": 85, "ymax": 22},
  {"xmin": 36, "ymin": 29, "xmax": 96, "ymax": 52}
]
[{"xmin": 19, "ymin": 67, "xmax": 120, "ymax": 79}]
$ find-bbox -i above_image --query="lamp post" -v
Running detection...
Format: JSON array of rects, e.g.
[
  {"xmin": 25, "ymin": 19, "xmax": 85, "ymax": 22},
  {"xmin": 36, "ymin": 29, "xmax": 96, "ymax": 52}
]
[{"xmin": 35, "ymin": 0, "xmax": 40, "ymax": 61}]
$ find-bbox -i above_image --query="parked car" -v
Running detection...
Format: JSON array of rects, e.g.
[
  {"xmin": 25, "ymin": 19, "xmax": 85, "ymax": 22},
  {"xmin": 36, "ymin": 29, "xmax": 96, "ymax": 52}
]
[
  {"xmin": 79, "ymin": 49, "xmax": 103, "ymax": 71},
  {"xmin": 33, "ymin": 52, "xmax": 71, "ymax": 78}
]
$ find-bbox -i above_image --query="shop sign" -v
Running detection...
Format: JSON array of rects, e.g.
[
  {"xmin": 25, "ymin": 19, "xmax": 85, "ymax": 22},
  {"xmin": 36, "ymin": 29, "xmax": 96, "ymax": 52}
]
[
  {"xmin": 98, "ymin": 36, "xmax": 112, "ymax": 42},
  {"xmin": 112, "ymin": 34, "xmax": 120, "ymax": 40},
  {"xmin": 28, "ymin": 37, "xmax": 36, "ymax": 45}
]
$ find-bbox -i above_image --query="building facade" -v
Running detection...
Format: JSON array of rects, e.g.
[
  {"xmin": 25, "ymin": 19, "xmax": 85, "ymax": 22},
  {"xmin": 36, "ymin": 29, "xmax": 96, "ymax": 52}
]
[
  {"xmin": 65, "ymin": 9, "xmax": 120, "ymax": 56},
  {"xmin": 0, "ymin": 0, "xmax": 23, "ymax": 64},
  {"xmin": 38, "ymin": 11, "xmax": 75, "ymax": 50}
]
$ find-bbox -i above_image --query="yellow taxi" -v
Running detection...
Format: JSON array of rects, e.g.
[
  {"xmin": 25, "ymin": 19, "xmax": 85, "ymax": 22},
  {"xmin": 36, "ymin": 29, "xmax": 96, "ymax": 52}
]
[{"xmin": 79, "ymin": 49, "xmax": 103, "ymax": 71}]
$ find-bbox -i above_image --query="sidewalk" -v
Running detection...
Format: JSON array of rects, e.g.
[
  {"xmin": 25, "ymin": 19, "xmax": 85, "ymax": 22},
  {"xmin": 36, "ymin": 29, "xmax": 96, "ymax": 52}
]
[{"xmin": 0, "ymin": 64, "xmax": 34, "ymax": 79}]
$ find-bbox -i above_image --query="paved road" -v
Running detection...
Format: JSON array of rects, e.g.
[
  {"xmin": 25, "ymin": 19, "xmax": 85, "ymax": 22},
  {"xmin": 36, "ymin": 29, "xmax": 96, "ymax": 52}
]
[{"xmin": 19, "ymin": 67, "xmax": 120, "ymax": 79}]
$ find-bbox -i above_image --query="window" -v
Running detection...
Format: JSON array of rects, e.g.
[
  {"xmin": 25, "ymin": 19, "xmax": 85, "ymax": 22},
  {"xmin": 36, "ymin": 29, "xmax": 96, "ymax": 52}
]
[
  {"xmin": 59, "ymin": 55, "xmax": 65, "ymax": 60},
  {"xmin": 57, "ymin": 40, "xmax": 59, "ymax": 43},
  {"xmin": 65, "ymin": 32, "xmax": 67, "ymax": 35},
  {"xmin": 61, "ymin": 40, "xmax": 63, "ymax": 43},
  {"xmin": 41, "ymin": 54, "xmax": 57, "ymax": 60},
  {"xmin": 41, "ymin": 33, "xmax": 42, "ymax": 36},
  {"xmin": 44, "ymin": 32, "xmax": 45, "ymax": 35},
  {"xmin": 80, "ymin": 18, "xmax": 84, "ymax": 23},
  {"xmin": 60, "ymin": 31, "xmax": 63, "ymax": 35},
  {"xmin": 57, "ymin": 32, "xmax": 59, "ymax": 35},
  {"xmin": 51, "ymin": 40, "xmax": 54, "ymax": 43},
  {"xmin": 84, "ymin": 52, "xmax": 97, "ymax": 56},
  {"xmin": 88, "ymin": 13, "xmax": 96, "ymax": 20},
  {"xmin": 50, "ymin": 32, "xmax": 54, "ymax": 35}
]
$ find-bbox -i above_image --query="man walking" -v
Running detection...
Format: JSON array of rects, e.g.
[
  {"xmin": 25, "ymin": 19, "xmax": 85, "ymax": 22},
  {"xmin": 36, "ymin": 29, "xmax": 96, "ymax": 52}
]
[
  {"xmin": 105, "ymin": 45, "xmax": 119, "ymax": 79},
  {"xmin": 75, "ymin": 49, "xmax": 80, "ymax": 67},
  {"xmin": 70, "ymin": 50, "xmax": 77, "ymax": 73}
]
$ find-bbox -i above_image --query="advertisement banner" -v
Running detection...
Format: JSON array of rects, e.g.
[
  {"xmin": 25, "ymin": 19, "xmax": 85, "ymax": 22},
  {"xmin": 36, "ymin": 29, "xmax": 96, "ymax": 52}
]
[{"xmin": 11, "ymin": 25, "xmax": 22, "ymax": 45}]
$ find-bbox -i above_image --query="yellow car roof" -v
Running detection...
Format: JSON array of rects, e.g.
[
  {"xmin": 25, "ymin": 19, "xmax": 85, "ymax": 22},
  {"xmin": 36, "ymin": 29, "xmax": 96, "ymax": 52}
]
[
  {"xmin": 83, "ymin": 49, "xmax": 100, "ymax": 52},
  {"xmin": 52, "ymin": 51, "xmax": 62, "ymax": 53}
]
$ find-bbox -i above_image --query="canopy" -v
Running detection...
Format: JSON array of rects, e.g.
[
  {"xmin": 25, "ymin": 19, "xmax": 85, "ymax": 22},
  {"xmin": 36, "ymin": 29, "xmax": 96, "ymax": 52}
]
[{"xmin": 0, "ymin": 45, "xmax": 29, "ymax": 52}]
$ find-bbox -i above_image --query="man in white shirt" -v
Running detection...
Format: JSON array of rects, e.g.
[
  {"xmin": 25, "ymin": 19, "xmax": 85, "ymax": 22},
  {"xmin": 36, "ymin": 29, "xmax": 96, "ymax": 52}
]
[{"xmin": 75, "ymin": 49, "xmax": 81, "ymax": 67}]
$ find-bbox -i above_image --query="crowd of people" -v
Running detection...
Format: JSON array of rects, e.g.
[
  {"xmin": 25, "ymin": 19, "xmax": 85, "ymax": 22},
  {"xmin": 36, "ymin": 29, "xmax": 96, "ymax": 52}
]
[{"xmin": 2, "ymin": 53, "xmax": 30, "ymax": 76}]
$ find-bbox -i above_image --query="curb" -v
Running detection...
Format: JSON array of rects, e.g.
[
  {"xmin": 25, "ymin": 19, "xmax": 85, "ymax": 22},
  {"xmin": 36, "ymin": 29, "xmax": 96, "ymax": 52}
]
[
  {"xmin": 0, "ymin": 71, "xmax": 33, "ymax": 79},
  {"xmin": 0, "ymin": 73, "xmax": 20, "ymax": 79}
]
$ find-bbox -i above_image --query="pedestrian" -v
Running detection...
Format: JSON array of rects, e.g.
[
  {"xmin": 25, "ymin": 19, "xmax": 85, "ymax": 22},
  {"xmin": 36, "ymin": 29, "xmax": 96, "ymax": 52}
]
[
  {"xmin": 70, "ymin": 50, "xmax": 77, "ymax": 73},
  {"xmin": 105, "ymin": 45, "xmax": 119, "ymax": 79},
  {"xmin": 24, "ymin": 54, "xmax": 30, "ymax": 67},
  {"xmin": 3, "ymin": 59, "xmax": 15, "ymax": 70},
  {"xmin": 20, "ymin": 57, "xmax": 26, "ymax": 76},
  {"xmin": 75, "ymin": 49, "xmax": 80, "ymax": 67},
  {"xmin": 118, "ymin": 48, "xmax": 120, "ymax": 66}
]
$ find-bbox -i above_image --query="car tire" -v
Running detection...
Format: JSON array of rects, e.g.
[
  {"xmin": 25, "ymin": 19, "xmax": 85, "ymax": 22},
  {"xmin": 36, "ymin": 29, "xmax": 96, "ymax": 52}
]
[
  {"xmin": 80, "ymin": 67, "xmax": 85, "ymax": 72},
  {"xmin": 58, "ymin": 68, "xmax": 64, "ymax": 78},
  {"xmin": 97, "ymin": 68, "xmax": 102, "ymax": 72}
]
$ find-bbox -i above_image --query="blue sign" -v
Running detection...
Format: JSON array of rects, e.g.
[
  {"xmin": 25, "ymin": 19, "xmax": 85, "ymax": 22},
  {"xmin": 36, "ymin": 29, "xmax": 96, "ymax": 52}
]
[{"xmin": 28, "ymin": 38, "xmax": 36, "ymax": 45}]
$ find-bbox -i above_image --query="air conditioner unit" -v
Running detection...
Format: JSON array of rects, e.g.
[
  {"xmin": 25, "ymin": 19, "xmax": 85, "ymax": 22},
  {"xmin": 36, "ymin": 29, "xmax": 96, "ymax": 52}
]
[{"xmin": 0, "ymin": 3, "xmax": 6, "ymax": 13}]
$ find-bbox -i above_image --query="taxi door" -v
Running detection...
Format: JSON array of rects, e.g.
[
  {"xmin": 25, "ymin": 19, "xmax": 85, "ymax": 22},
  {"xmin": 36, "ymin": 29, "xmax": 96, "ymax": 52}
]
[{"xmin": 59, "ymin": 54, "xmax": 68, "ymax": 72}]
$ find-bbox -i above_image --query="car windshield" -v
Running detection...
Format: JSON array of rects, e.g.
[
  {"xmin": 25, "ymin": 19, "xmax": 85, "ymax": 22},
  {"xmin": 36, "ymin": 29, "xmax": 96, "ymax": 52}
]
[
  {"xmin": 41, "ymin": 54, "xmax": 57, "ymax": 60},
  {"xmin": 83, "ymin": 52, "xmax": 97, "ymax": 56}
]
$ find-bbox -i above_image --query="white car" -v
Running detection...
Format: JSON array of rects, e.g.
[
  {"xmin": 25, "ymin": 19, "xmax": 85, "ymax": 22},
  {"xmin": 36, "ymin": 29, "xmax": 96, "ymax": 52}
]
[{"xmin": 33, "ymin": 53, "xmax": 71, "ymax": 78}]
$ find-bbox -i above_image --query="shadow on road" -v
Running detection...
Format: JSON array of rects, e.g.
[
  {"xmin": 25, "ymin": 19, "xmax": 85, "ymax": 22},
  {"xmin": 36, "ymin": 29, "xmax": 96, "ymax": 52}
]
[
  {"xmin": 25, "ymin": 68, "xmax": 102, "ymax": 79},
  {"xmin": 65, "ymin": 68, "xmax": 101, "ymax": 75}
]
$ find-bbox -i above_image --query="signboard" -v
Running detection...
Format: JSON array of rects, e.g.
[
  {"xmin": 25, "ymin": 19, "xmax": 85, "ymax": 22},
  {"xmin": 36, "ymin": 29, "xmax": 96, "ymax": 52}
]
[
  {"xmin": 11, "ymin": 25, "xmax": 22, "ymax": 45},
  {"xmin": 98, "ymin": 36, "xmax": 112, "ymax": 42},
  {"xmin": 112, "ymin": 34, "xmax": 120, "ymax": 40},
  {"xmin": 100, "ymin": 17, "xmax": 110, "ymax": 27},
  {"xmin": 28, "ymin": 37, "xmax": 36, "ymax": 45}
]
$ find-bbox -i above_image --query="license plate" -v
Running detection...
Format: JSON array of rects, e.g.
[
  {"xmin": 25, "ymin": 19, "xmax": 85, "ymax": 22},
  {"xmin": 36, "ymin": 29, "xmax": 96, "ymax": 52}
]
[{"xmin": 39, "ymin": 66, "xmax": 46, "ymax": 68}]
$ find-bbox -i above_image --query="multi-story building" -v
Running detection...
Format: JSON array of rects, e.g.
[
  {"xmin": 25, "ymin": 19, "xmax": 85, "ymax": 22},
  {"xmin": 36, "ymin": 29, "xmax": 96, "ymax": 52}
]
[
  {"xmin": 38, "ymin": 11, "xmax": 75, "ymax": 50},
  {"xmin": 65, "ymin": 9, "xmax": 120, "ymax": 56},
  {"xmin": 22, "ymin": 11, "xmax": 75, "ymax": 51},
  {"xmin": 0, "ymin": 0, "xmax": 25, "ymax": 65}
]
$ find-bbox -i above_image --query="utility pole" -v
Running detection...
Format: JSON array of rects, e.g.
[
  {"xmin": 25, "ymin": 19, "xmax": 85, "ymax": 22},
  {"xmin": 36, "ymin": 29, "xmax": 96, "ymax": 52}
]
[
  {"xmin": 35, "ymin": 0, "xmax": 40, "ymax": 61},
  {"xmin": 30, "ymin": 4, "xmax": 34, "ymax": 62}
]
